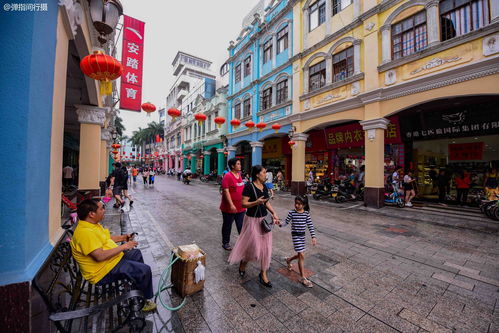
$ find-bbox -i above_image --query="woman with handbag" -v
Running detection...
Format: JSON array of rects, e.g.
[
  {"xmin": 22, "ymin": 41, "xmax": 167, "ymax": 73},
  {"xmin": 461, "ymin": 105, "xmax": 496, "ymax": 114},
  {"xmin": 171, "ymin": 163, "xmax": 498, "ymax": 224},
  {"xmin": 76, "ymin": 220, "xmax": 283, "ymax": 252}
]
[{"xmin": 228, "ymin": 165, "xmax": 280, "ymax": 288}]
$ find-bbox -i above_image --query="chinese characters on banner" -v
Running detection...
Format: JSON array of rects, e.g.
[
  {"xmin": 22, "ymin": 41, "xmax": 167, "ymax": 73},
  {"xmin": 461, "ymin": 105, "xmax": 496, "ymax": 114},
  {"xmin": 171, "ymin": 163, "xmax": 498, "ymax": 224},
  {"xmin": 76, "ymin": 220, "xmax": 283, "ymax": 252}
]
[
  {"xmin": 120, "ymin": 16, "xmax": 145, "ymax": 111},
  {"xmin": 325, "ymin": 116, "xmax": 402, "ymax": 149},
  {"xmin": 448, "ymin": 142, "xmax": 484, "ymax": 161}
]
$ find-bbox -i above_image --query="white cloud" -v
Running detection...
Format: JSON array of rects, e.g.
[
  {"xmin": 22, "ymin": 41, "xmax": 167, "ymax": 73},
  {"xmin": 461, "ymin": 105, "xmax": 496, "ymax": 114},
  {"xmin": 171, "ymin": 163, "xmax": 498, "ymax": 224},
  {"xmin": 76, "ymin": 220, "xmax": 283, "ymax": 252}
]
[{"xmin": 116, "ymin": 0, "xmax": 261, "ymax": 136}]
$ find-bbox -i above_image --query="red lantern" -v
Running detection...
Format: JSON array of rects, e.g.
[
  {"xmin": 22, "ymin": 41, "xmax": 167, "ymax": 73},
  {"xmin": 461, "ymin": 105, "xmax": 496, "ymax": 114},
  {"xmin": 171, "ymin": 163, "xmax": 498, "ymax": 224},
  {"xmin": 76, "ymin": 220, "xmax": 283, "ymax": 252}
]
[
  {"xmin": 155, "ymin": 134, "xmax": 161, "ymax": 143},
  {"xmin": 154, "ymin": 152, "xmax": 159, "ymax": 157},
  {"xmin": 224, "ymin": 151, "xmax": 228, "ymax": 156},
  {"xmin": 80, "ymin": 50, "xmax": 122, "ymax": 96},
  {"xmin": 168, "ymin": 108, "xmax": 181, "ymax": 120},
  {"xmin": 194, "ymin": 113, "xmax": 207, "ymax": 124},
  {"xmin": 214, "ymin": 117, "xmax": 226, "ymax": 128},
  {"xmin": 141, "ymin": 102, "xmax": 156, "ymax": 117},
  {"xmin": 112, "ymin": 150, "xmax": 119, "ymax": 155},
  {"xmin": 111, "ymin": 143, "xmax": 121, "ymax": 149},
  {"xmin": 138, "ymin": 153, "xmax": 141, "ymax": 157},
  {"xmin": 271, "ymin": 124, "xmax": 281, "ymax": 133},
  {"xmin": 245, "ymin": 121, "xmax": 255, "ymax": 130},
  {"xmin": 256, "ymin": 122, "xmax": 267, "ymax": 132},
  {"xmin": 230, "ymin": 119, "xmax": 241, "ymax": 129},
  {"xmin": 288, "ymin": 140, "xmax": 296, "ymax": 147}
]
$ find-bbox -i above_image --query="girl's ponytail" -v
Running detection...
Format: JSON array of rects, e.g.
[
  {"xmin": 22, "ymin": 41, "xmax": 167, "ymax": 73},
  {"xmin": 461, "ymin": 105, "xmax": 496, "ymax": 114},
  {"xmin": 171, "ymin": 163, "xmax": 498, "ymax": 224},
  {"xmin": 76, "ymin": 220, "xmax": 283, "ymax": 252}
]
[{"xmin": 295, "ymin": 195, "xmax": 310, "ymax": 212}]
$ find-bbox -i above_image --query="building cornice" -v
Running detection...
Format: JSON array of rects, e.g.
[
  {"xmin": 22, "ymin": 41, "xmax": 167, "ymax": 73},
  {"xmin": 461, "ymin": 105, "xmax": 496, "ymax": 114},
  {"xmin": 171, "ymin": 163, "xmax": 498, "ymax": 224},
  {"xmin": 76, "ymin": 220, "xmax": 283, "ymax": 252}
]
[
  {"xmin": 257, "ymin": 101, "xmax": 292, "ymax": 116},
  {"xmin": 299, "ymin": 73, "xmax": 365, "ymax": 101}
]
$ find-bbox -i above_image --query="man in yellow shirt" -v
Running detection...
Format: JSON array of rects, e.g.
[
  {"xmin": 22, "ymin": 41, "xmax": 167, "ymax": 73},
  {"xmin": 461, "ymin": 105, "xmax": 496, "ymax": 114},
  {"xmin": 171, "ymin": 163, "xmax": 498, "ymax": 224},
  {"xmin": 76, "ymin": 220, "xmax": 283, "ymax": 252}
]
[{"xmin": 70, "ymin": 199, "xmax": 156, "ymax": 312}]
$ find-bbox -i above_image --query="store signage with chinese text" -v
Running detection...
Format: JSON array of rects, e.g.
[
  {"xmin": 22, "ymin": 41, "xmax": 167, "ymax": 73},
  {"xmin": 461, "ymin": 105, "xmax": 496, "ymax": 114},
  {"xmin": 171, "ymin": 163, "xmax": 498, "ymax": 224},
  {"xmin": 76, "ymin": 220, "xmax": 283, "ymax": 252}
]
[
  {"xmin": 448, "ymin": 142, "xmax": 484, "ymax": 160},
  {"xmin": 120, "ymin": 15, "xmax": 145, "ymax": 111},
  {"xmin": 325, "ymin": 116, "xmax": 402, "ymax": 149}
]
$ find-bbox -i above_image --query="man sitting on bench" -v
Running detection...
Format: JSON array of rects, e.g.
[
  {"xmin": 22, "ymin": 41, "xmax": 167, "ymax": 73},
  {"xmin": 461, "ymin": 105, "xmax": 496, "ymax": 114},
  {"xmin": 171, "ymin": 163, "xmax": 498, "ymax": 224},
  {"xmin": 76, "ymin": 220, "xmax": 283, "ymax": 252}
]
[{"xmin": 70, "ymin": 199, "xmax": 157, "ymax": 312}]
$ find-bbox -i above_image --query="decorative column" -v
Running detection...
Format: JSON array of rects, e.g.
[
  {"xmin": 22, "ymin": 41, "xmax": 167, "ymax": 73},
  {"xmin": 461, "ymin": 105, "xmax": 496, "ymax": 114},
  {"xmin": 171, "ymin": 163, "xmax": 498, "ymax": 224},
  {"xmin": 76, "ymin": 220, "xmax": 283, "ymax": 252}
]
[
  {"xmin": 250, "ymin": 141, "xmax": 263, "ymax": 166},
  {"xmin": 326, "ymin": 56, "xmax": 333, "ymax": 85},
  {"xmin": 272, "ymin": 34, "xmax": 277, "ymax": 68},
  {"xmin": 190, "ymin": 153, "xmax": 197, "ymax": 172},
  {"xmin": 353, "ymin": 0, "xmax": 361, "ymax": 18},
  {"xmin": 181, "ymin": 154, "xmax": 187, "ymax": 171},
  {"xmin": 325, "ymin": 0, "xmax": 332, "ymax": 35},
  {"xmin": 303, "ymin": 67, "xmax": 310, "ymax": 94},
  {"xmin": 360, "ymin": 118, "xmax": 390, "ymax": 208},
  {"xmin": 303, "ymin": 8, "xmax": 309, "ymax": 49},
  {"xmin": 290, "ymin": 133, "xmax": 309, "ymax": 195},
  {"xmin": 425, "ymin": 0, "xmax": 440, "ymax": 46},
  {"xmin": 203, "ymin": 151, "xmax": 211, "ymax": 175},
  {"xmin": 75, "ymin": 105, "xmax": 106, "ymax": 192},
  {"xmin": 380, "ymin": 25, "xmax": 391, "ymax": 64},
  {"xmin": 492, "ymin": 0, "xmax": 499, "ymax": 23},
  {"xmin": 217, "ymin": 148, "xmax": 226, "ymax": 175},
  {"xmin": 353, "ymin": 40, "xmax": 361, "ymax": 75},
  {"xmin": 227, "ymin": 146, "xmax": 237, "ymax": 160}
]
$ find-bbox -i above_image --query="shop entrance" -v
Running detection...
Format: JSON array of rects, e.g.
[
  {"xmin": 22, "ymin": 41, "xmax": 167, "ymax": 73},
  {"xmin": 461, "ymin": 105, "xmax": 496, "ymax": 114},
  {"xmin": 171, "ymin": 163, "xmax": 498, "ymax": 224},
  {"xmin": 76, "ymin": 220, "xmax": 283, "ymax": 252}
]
[
  {"xmin": 235, "ymin": 141, "xmax": 252, "ymax": 175},
  {"xmin": 209, "ymin": 147, "xmax": 218, "ymax": 174},
  {"xmin": 397, "ymin": 95, "xmax": 499, "ymax": 206}
]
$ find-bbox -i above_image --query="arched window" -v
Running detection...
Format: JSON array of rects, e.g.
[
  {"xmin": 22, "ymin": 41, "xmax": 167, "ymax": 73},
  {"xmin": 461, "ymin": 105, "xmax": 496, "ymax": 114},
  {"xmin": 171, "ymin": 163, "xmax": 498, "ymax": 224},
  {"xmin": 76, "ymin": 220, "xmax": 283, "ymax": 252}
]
[
  {"xmin": 309, "ymin": 60, "xmax": 326, "ymax": 91},
  {"xmin": 235, "ymin": 63, "xmax": 241, "ymax": 83},
  {"xmin": 332, "ymin": 46, "xmax": 354, "ymax": 82},
  {"xmin": 276, "ymin": 25, "xmax": 289, "ymax": 54},
  {"xmin": 263, "ymin": 39, "xmax": 273, "ymax": 64},
  {"xmin": 242, "ymin": 95, "xmax": 252, "ymax": 118},
  {"xmin": 392, "ymin": 11, "xmax": 428, "ymax": 60},
  {"xmin": 233, "ymin": 100, "xmax": 242, "ymax": 119},
  {"xmin": 309, "ymin": 0, "xmax": 326, "ymax": 31},
  {"xmin": 261, "ymin": 83, "xmax": 273, "ymax": 110}
]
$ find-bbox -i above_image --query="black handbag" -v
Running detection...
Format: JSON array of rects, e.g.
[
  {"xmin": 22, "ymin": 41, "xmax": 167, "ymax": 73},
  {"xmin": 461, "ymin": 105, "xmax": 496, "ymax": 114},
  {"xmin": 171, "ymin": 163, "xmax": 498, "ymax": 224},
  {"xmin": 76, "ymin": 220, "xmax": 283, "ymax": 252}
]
[{"xmin": 251, "ymin": 183, "xmax": 273, "ymax": 233}]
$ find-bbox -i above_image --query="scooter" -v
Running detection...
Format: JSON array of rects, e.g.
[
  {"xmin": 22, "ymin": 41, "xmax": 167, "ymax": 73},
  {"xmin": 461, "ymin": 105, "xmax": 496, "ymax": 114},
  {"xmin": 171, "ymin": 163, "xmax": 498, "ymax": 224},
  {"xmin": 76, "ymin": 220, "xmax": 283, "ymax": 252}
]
[
  {"xmin": 182, "ymin": 174, "xmax": 192, "ymax": 185},
  {"xmin": 384, "ymin": 188, "xmax": 405, "ymax": 208},
  {"xmin": 312, "ymin": 182, "xmax": 333, "ymax": 200},
  {"xmin": 335, "ymin": 180, "xmax": 357, "ymax": 202}
]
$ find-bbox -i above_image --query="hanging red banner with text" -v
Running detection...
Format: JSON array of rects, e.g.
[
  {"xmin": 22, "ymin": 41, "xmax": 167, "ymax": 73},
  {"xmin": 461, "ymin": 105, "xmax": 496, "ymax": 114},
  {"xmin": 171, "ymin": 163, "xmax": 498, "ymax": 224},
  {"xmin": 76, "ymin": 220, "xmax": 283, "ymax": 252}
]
[
  {"xmin": 448, "ymin": 142, "xmax": 484, "ymax": 160},
  {"xmin": 120, "ymin": 15, "xmax": 145, "ymax": 111}
]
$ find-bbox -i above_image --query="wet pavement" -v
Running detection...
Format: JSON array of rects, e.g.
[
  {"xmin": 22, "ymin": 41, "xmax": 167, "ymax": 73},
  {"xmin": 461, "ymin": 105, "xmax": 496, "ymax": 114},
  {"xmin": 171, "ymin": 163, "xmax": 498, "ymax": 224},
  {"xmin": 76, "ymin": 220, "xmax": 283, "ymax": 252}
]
[{"xmin": 109, "ymin": 175, "xmax": 499, "ymax": 333}]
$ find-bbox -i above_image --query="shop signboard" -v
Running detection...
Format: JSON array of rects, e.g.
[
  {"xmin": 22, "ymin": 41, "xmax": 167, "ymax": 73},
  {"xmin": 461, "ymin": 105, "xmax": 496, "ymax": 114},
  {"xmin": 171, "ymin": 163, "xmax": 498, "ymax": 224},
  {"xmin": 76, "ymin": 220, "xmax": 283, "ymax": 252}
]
[
  {"xmin": 400, "ymin": 105, "xmax": 499, "ymax": 141},
  {"xmin": 120, "ymin": 15, "xmax": 145, "ymax": 111},
  {"xmin": 448, "ymin": 142, "xmax": 484, "ymax": 160},
  {"xmin": 324, "ymin": 116, "xmax": 402, "ymax": 149}
]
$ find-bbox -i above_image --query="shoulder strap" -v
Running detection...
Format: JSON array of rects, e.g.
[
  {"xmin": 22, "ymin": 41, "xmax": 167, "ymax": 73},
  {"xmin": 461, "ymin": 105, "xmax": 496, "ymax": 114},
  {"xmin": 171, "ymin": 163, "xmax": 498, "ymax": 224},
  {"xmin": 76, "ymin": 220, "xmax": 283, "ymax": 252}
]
[{"xmin": 251, "ymin": 183, "xmax": 262, "ymax": 216}]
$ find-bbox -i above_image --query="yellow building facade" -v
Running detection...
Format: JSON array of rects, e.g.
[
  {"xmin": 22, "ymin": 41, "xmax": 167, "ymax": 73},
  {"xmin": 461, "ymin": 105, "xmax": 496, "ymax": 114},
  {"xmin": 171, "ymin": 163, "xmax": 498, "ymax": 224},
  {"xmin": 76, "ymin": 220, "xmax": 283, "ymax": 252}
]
[{"xmin": 289, "ymin": 0, "xmax": 499, "ymax": 207}]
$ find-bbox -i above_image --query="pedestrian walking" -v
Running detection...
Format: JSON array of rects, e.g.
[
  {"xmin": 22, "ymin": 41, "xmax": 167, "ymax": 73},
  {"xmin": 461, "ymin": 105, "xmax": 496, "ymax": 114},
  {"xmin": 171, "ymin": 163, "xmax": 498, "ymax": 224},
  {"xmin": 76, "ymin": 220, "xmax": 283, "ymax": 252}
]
[
  {"xmin": 121, "ymin": 165, "xmax": 134, "ymax": 207},
  {"xmin": 149, "ymin": 169, "xmax": 155, "ymax": 185},
  {"xmin": 142, "ymin": 168, "xmax": 149, "ymax": 186},
  {"xmin": 282, "ymin": 195, "xmax": 317, "ymax": 288},
  {"xmin": 220, "ymin": 158, "xmax": 246, "ymax": 251},
  {"xmin": 265, "ymin": 169, "xmax": 275, "ymax": 198},
  {"xmin": 109, "ymin": 162, "xmax": 127, "ymax": 209},
  {"xmin": 455, "ymin": 170, "xmax": 470, "ymax": 206},
  {"xmin": 228, "ymin": 165, "xmax": 280, "ymax": 288},
  {"xmin": 403, "ymin": 170, "xmax": 416, "ymax": 207},
  {"xmin": 132, "ymin": 166, "xmax": 138, "ymax": 183},
  {"xmin": 438, "ymin": 169, "xmax": 450, "ymax": 204}
]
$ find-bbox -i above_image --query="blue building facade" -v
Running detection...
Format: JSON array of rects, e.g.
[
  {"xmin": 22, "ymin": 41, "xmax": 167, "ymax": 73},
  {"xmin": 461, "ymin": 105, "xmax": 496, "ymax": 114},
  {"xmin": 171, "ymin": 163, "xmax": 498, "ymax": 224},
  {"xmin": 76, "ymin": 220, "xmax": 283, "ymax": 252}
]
[{"xmin": 226, "ymin": 0, "xmax": 294, "ymax": 173}]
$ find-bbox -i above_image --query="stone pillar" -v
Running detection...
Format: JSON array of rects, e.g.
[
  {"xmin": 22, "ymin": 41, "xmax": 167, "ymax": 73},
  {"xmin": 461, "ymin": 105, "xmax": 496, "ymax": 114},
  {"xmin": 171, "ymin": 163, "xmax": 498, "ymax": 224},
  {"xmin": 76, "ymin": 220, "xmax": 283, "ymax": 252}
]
[
  {"xmin": 100, "ymin": 128, "xmax": 111, "ymax": 193},
  {"xmin": 491, "ymin": 0, "xmax": 499, "ymax": 23},
  {"xmin": 326, "ymin": 0, "xmax": 332, "ymax": 35},
  {"xmin": 227, "ymin": 146, "xmax": 237, "ymax": 160},
  {"xmin": 190, "ymin": 153, "xmax": 197, "ymax": 172},
  {"xmin": 217, "ymin": 148, "xmax": 226, "ymax": 175},
  {"xmin": 425, "ymin": 0, "xmax": 440, "ymax": 45},
  {"xmin": 203, "ymin": 151, "xmax": 211, "ymax": 175},
  {"xmin": 360, "ymin": 118, "xmax": 390, "ymax": 208},
  {"xmin": 353, "ymin": 40, "xmax": 361, "ymax": 75},
  {"xmin": 182, "ymin": 155, "xmax": 187, "ymax": 171},
  {"xmin": 353, "ymin": 0, "xmax": 361, "ymax": 18},
  {"xmin": 380, "ymin": 25, "xmax": 391, "ymax": 64},
  {"xmin": 75, "ymin": 105, "xmax": 106, "ymax": 192},
  {"xmin": 303, "ymin": 8, "xmax": 309, "ymax": 49},
  {"xmin": 290, "ymin": 133, "xmax": 309, "ymax": 195},
  {"xmin": 250, "ymin": 141, "xmax": 263, "ymax": 166}
]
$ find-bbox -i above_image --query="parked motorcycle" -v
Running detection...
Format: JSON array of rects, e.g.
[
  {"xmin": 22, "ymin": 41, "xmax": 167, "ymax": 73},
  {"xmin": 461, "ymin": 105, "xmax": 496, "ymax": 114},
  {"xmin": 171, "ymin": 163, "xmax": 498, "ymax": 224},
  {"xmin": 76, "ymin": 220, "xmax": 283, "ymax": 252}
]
[{"xmin": 200, "ymin": 173, "xmax": 217, "ymax": 183}]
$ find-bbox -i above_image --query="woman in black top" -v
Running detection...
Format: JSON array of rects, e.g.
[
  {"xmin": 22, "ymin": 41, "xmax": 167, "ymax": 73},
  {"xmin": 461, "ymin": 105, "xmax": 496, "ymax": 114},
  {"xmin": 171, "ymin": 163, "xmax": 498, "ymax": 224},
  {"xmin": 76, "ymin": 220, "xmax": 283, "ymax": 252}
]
[{"xmin": 228, "ymin": 165, "xmax": 280, "ymax": 288}]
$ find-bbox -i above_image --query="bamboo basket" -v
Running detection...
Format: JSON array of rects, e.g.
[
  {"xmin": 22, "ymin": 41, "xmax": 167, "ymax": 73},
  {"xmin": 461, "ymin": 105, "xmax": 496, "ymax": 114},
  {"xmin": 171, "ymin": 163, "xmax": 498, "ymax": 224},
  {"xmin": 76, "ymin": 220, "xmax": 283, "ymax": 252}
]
[{"xmin": 171, "ymin": 246, "xmax": 206, "ymax": 297}]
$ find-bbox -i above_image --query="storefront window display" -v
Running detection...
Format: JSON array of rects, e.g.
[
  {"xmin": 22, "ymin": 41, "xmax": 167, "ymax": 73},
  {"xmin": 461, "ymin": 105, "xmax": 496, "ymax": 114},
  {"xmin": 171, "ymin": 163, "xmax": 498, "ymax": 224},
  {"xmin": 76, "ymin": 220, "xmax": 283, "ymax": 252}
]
[{"xmin": 399, "ymin": 96, "xmax": 499, "ymax": 204}]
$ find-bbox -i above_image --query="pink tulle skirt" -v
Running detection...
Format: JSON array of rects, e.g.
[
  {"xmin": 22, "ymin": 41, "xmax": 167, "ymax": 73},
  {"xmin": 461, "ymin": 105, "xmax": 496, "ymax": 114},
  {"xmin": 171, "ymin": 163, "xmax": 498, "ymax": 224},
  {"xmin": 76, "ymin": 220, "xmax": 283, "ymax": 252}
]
[{"xmin": 228, "ymin": 215, "xmax": 273, "ymax": 270}]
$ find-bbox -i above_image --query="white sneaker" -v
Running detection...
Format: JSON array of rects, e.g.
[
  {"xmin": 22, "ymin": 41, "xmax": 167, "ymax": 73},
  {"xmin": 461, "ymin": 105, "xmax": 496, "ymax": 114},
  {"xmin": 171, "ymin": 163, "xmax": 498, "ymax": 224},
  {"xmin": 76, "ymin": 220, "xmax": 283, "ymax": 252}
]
[{"xmin": 406, "ymin": 202, "xmax": 413, "ymax": 207}]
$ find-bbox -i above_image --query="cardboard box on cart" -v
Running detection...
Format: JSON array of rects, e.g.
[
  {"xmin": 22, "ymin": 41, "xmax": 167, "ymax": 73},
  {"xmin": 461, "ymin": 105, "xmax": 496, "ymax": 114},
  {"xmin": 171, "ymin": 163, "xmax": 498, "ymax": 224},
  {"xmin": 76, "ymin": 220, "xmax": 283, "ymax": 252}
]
[{"xmin": 171, "ymin": 244, "xmax": 206, "ymax": 297}]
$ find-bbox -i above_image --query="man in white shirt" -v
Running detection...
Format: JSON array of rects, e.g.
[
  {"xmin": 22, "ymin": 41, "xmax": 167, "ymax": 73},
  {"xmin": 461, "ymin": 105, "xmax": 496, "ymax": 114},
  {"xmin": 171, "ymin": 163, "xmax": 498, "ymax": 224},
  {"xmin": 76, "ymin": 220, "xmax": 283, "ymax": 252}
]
[{"xmin": 63, "ymin": 165, "xmax": 73, "ymax": 186}]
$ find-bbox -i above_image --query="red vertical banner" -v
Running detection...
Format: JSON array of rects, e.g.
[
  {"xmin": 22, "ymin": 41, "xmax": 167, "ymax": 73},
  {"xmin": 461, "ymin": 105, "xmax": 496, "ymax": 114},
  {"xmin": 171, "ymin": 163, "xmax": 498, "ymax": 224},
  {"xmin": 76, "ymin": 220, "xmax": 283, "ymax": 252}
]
[{"xmin": 120, "ymin": 15, "xmax": 145, "ymax": 111}]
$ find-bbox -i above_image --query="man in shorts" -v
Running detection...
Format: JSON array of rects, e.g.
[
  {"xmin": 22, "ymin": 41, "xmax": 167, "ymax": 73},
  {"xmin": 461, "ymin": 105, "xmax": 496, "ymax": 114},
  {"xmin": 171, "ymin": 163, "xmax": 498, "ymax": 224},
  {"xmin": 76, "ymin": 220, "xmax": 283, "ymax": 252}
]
[{"xmin": 109, "ymin": 162, "xmax": 128, "ymax": 208}]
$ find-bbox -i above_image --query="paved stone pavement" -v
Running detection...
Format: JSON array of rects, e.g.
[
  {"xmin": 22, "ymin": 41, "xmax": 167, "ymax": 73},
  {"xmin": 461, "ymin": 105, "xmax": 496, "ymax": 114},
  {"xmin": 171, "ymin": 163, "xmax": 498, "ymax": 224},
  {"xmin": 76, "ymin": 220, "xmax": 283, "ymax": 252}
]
[{"xmin": 109, "ymin": 175, "xmax": 499, "ymax": 333}]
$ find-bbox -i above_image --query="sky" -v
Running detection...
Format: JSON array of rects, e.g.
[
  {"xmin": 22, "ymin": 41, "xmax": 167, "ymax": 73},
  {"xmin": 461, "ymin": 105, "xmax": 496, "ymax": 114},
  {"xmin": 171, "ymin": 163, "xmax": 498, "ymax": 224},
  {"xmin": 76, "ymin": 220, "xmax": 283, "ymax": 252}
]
[{"xmin": 117, "ymin": 0, "xmax": 262, "ymax": 137}]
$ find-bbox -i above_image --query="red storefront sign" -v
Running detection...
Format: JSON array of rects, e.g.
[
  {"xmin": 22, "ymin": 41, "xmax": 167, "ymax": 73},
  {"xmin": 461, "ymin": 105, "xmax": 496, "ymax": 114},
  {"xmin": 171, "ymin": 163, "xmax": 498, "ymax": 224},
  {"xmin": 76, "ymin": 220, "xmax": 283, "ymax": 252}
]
[
  {"xmin": 120, "ymin": 16, "xmax": 145, "ymax": 111},
  {"xmin": 325, "ymin": 116, "xmax": 402, "ymax": 148},
  {"xmin": 448, "ymin": 142, "xmax": 484, "ymax": 160}
]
